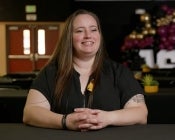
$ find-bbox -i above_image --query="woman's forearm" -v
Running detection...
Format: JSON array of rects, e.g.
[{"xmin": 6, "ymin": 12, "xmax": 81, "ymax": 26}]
[
  {"xmin": 108, "ymin": 105, "xmax": 148, "ymax": 126},
  {"xmin": 23, "ymin": 106, "xmax": 63, "ymax": 129}
]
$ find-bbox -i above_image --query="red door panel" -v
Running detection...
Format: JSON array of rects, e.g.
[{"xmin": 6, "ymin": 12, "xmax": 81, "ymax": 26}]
[
  {"xmin": 45, "ymin": 27, "xmax": 59, "ymax": 54},
  {"xmin": 8, "ymin": 29, "xmax": 24, "ymax": 55},
  {"xmin": 8, "ymin": 59, "xmax": 33, "ymax": 73},
  {"xmin": 7, "ymin": 24, "xmax": 60, "ymax": 73},
  {"xmin": 7, "ymin": 25, "xmax": 34, "ymax": 73},
  {"xmin": 35, "ymin": 25, "xmax": 60, "ymax": 71}
]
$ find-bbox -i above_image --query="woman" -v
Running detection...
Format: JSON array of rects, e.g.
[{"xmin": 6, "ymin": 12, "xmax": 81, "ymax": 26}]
[{"xmin": 23, "ymin": 9, "xmax": 148, "ymax": 131}]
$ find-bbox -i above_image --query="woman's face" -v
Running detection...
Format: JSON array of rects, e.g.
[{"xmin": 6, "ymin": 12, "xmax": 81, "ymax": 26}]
[{"xmin": 72, "ymin": 14, "xmax": 101, "ymax": 58}]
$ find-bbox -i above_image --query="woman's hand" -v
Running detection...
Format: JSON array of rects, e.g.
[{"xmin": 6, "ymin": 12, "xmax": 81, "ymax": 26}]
[{"xmin": 66, "ymin": 108, "xmax": 110, "ymax": 131}]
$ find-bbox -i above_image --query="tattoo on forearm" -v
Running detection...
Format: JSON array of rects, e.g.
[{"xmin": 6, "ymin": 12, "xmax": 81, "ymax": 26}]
[{"xmin": 127, "ymin": 94, "xmax": 145, "ymax": 104}]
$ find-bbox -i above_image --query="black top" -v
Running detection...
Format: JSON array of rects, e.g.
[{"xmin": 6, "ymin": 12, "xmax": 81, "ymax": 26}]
[{"xmin": 31, "ymin": 59, "xmax": 144, "ymax": 114}]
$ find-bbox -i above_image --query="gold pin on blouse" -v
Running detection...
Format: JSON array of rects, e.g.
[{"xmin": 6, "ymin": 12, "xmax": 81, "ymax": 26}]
[{"xmin": 87, "ymin": 79, "xmax": 94, "ymax": 92}]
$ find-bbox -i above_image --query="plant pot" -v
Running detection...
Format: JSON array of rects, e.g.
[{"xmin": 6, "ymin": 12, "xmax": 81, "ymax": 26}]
[
  {"xmin": 142, "ymin": 67, "xmax": 151, "ymax": 73},
  {"xmin": 144, "ymin": 85, "xmax": 159, "ymax": 94}
]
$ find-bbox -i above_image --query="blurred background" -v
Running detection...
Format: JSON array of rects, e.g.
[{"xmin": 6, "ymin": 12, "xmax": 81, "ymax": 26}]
[{"xmin": 0, "ymin": 0, "xmax": 175, "ymax": 124}]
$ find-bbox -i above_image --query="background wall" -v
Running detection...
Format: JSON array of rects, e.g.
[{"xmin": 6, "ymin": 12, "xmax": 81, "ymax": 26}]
[
  {"xmin": 0, "ymin": 0, "xmax": 175, "ymax": 61},
  {"xmin": 73, "ymin": 1, "xmax": 175, "ymax": 61},
  {"xmin": 0, "ymin": 0, "xmax": 73, "ymax": 21}
]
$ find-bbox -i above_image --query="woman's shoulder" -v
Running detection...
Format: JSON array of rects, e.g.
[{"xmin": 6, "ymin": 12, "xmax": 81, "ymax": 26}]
[
  {"xmin": 103, "ymin": 58, "xmax": 131, "ymax": 75},
  {"xmin": 104, "ymin": 58, "xmax": 124, "ymax": 70},
  {"xmin": 37, "ymin": 61, "xmax": 57, "ymax": 77},
  {"xmin": 42, "ymin": 61, "xmax": 57, "ymax": 71}
]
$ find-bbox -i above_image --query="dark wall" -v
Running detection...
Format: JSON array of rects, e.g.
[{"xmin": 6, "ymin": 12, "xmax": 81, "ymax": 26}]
[
  {"xmin": 0, "ymin": 0, "xmax": 175, "ymax": 61},
  {"xmin": 0, "ymin": 0, "xmax": 73, "ymax": 21},
  {"xmin": 72, "ymin": 1, "xmax": 175, "ymax": 61}
]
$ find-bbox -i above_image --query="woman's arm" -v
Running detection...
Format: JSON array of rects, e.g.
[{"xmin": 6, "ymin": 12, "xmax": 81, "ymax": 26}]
[
  {"xmin": 107, "ymin": 94, "xmax": 148, "ymax": 126},
  {"xmin": 23, "ymin": 89, "xmax": 93, "ymax": 131},
  {"xmin": 23, "ymin": 90, "xmax": 147, "ymax": 131},
  {"xmin": 23, "ymin": 89, "xmax": 63, "ymax": 129},
  {"xmin": 74, "ymin": 94, "xmax": 148, "ymax": 130}
]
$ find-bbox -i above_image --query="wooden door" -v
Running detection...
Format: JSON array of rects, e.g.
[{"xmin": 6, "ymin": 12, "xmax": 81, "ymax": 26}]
[
  {"xmin": 34, "ymin": 25, "xmax": 59, "ymax": 71},
  {"xmin": 7, "ymin": 25, "xmax": 34, "ymax": 73},
  {"xmin": 7, "ymin": 23, "xmax": 60, "ymax": 73}
]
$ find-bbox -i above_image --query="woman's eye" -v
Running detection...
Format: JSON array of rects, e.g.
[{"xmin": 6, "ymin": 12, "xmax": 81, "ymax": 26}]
[
  {"xmin": 76, "ymin": 30, "xmax": 83, "ymax": 33},
  {"xmin": 91, "ymin": 28, "xmax": 98, "ymax": 32}
]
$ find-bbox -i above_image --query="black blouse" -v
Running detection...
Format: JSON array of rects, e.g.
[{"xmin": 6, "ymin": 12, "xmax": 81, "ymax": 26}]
[{"xmin": 31, "ymin": 59, "xmax": 144, "ymax": 114}]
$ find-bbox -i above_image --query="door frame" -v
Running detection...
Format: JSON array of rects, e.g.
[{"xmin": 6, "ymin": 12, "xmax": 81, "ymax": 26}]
[{"xmin": 0, "ymin": 22, "xmax": 64, "ymax": 75}]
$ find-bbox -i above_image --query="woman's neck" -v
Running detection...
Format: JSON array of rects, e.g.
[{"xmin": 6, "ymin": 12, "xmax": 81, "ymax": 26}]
[{"xmin": 73, "ymin": 56, "xmax": 95, "ymax": 75}]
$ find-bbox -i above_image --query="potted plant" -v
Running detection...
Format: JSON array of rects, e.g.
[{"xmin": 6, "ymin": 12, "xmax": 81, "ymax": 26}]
[{"xmin": 141, "ymin": 74, "xmax": 159, "ymax": 94}]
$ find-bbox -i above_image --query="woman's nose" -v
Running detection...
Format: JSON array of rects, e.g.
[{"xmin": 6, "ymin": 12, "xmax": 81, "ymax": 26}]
[{"xmin": 84, "ymin": 30, "xmax": 91, "ymax": 38}]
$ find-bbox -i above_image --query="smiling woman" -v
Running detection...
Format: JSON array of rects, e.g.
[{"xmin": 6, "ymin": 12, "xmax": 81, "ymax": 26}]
[
  {"xmin": 23, "ymin": 9, "xmax": 148, "ymax": 131},
  {"xmin": 72, "ymin": 13, "xmax": 101, "ymax": 58}
]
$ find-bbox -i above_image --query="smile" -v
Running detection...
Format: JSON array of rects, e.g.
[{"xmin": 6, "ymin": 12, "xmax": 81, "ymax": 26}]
[{"xmin": 82, "ymin": 41, "xmax": 94, "ymax": 46}]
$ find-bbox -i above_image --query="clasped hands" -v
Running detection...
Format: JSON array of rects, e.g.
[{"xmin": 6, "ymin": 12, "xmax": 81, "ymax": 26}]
[{"xmin": 66, "ymin": 108, "xmax": 110, "ymax": 131}]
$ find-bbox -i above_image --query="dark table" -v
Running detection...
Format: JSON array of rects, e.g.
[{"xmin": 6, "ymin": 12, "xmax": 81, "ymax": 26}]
[
  {"xmin": 145, "ymin": 88, "xmax": 175, "ymax": 123},
  {"xmin": 0, "ymin": 124, "xmax": 175, "ymax": 140},
  {"xmin": 0, "ymin": 89, "xmax": 28, "ymax": 123},
  {"xmin": 0, "ymin": 88, "xmax": 28, "ymax": 98}
]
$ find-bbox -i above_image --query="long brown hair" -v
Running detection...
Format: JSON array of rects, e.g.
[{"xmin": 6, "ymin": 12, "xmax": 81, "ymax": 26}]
[{"xmin": 48, "ymin": 9, "xmax": 107, "ymax": 109}]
